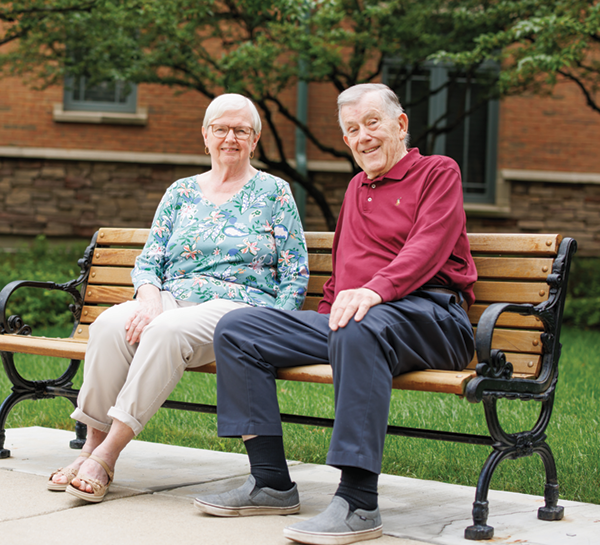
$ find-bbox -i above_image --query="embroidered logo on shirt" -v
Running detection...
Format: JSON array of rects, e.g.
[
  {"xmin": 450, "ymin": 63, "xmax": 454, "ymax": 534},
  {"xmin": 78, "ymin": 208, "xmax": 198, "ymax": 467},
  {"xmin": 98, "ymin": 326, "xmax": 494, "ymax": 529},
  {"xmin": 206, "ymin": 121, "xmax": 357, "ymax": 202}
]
[{"xmin": 395, "ymin": 198, "xmax": 402, "ymax": 206}]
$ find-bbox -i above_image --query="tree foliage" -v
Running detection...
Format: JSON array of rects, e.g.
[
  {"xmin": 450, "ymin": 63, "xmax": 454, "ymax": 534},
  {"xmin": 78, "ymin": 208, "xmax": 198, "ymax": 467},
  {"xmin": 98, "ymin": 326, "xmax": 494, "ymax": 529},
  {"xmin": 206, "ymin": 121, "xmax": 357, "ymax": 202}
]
[
  {"xmin": 2, "ymin": 1, "xmax": 599, "ymax": 227},
  {"xmin": 433, "ymin": 1, "xmax": 600, "ymax": 112}
]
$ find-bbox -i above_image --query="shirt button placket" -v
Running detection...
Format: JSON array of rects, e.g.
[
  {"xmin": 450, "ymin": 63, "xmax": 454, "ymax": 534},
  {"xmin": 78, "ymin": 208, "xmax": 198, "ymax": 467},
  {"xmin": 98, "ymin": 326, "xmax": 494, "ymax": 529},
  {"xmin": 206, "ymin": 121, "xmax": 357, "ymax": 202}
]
[{"xmin": 366, "ymin": 183, "xmax": 375, "ymax": 211}]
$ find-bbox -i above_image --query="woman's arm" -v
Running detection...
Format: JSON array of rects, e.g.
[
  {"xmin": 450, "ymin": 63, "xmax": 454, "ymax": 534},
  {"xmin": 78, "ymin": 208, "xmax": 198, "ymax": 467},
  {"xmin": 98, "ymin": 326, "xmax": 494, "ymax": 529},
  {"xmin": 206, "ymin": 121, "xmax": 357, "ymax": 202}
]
[
  {"xmin": 131, "ymin": 182, "xmax": 179, "ymax": 293},
  {"xmin": 272, "ymin": 182, "xmax": 309, "ymax": 311}
]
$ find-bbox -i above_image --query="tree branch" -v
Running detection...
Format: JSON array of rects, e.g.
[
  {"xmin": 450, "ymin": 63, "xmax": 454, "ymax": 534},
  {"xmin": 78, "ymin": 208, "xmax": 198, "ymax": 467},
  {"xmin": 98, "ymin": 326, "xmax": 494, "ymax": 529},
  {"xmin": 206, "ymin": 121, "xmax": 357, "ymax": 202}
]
[{"xmin": 557, "ymin": 68, "xmax": 600, "ymax": 114}]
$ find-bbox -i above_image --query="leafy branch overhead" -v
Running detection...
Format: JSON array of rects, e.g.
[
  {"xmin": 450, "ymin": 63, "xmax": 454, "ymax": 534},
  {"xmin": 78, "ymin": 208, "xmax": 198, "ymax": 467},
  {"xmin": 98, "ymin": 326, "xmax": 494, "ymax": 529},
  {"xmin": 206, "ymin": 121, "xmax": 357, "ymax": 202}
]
[
  {"xmin": 2, "ymin": 1, "xmax": 599, "ymax": 228},
  {"xmin": 431, "ymin": 1, "xmax": 600, "ymax": 112}
]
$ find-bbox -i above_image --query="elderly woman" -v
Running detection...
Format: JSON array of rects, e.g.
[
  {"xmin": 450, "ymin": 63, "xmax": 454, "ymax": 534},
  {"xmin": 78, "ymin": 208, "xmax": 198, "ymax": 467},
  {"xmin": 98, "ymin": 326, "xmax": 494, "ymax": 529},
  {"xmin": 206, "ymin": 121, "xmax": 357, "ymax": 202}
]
[{"xmin": 48, "ymin": 93, "xmax": 309, "ymax": 503}]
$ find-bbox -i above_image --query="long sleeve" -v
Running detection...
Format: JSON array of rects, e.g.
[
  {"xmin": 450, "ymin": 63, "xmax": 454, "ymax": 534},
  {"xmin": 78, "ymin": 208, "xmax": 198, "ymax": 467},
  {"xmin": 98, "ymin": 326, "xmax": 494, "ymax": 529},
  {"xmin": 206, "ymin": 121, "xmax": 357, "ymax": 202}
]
[
  {"xmin": 271, "ymin": 180, "xmax": 309, "ymax": 310},
  {"xmin": 131, "ymin": 183, "xmax": 178, "ymax": 294}
]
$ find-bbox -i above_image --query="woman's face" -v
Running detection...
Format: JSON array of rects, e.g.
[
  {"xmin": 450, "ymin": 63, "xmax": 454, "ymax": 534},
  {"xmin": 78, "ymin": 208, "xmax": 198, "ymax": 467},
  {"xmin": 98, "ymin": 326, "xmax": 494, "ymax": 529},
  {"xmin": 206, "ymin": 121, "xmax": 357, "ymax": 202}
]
[{"xmin": 202, "ymin": 108, "xmax": 260, "ymax": 168}]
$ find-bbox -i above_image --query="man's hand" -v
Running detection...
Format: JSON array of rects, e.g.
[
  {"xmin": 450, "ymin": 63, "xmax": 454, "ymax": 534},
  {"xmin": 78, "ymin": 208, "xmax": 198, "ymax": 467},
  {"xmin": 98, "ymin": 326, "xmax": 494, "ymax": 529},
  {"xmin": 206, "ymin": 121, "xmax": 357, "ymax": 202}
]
[
  {"xmin": 329, "ymin": 288, "xmax": 382, "ymax": 331},
  {"xmin": 124, "ymin": 284, "xmax": 163, "ymax": 345}
]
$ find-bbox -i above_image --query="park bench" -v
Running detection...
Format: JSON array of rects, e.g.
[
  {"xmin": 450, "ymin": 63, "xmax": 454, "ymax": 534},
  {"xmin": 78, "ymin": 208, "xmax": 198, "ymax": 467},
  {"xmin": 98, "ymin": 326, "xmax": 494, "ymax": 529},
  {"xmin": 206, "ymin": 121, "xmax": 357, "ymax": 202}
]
[{"xmin": 0, "ymin": 227, "xmax": 576, "ymax": 540}]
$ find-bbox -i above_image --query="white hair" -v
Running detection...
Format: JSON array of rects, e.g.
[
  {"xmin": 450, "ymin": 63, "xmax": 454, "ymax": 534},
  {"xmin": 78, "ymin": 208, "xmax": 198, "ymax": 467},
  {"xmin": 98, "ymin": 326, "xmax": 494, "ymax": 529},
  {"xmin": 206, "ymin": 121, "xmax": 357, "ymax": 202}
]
[
  {"xmin": 337, "ymin": 83, "xmax": 409, "ymax": 145},
  {"xmin": 203, "ymin": 94, "xmax": 262, "ymax": 134}
]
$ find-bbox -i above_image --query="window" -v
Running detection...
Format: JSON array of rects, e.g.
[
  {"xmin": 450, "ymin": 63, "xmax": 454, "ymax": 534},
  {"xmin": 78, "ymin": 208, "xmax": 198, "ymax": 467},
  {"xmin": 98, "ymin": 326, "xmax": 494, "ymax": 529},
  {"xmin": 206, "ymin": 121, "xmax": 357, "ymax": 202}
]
[
  {"xmin": 63, "ymin": 76, "xmax": 137, "ymax": 113},
  {"xmin": 384, "ymin": 61, "xmax": 499, "ymax": 204}
]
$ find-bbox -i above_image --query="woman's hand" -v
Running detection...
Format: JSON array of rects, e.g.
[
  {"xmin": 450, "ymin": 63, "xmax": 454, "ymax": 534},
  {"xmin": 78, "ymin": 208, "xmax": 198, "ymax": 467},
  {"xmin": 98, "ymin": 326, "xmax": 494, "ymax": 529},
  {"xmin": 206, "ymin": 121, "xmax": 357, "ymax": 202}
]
[{"xmin": 124, "ymin": 284, "xmax": 163, "ymax": 345}]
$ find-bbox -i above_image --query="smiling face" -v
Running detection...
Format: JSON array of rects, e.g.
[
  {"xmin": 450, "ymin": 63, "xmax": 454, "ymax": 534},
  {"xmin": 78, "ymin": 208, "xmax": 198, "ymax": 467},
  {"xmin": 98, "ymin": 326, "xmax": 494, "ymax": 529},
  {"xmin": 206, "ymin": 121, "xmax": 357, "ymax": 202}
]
[
  {"xmin": 340, "ymin": 92, "xmax": 409, "ymax": 180},
  {"xmin": 202, "ymin": 108, "xmax": 260, "ymax": 167}
]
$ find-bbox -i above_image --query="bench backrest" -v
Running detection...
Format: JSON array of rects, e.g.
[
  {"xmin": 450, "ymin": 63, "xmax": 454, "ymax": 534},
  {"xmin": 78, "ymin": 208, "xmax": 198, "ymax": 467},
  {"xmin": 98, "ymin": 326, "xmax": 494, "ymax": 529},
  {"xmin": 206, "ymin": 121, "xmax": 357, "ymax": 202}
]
[{"xmin": 77, "ymin": 228, "xmax": 563, "ymax": 380}]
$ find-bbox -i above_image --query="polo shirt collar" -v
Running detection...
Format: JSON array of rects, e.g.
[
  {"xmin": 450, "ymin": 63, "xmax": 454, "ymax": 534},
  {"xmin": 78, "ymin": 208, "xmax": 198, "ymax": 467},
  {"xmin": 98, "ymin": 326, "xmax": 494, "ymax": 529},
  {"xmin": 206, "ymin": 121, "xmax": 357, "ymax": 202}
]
[{"xmin": 360, "ymin": 148, "xmax": 422, "ymax": 185}]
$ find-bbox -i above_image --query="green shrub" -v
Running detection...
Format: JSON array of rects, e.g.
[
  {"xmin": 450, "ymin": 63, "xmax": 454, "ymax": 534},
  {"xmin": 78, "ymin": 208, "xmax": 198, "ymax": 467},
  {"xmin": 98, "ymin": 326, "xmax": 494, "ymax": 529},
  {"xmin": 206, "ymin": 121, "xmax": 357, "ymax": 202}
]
[
  {"xmin": 563, "ymin": 256, "xmax": 600, "ymax": 330},
  {"xmin": 0, "ymin": 235, "xmax": 89, "ymax": 330},
  {"xmin": 567, "ymin": 256, "xmax": 600, "ymax": 299}
]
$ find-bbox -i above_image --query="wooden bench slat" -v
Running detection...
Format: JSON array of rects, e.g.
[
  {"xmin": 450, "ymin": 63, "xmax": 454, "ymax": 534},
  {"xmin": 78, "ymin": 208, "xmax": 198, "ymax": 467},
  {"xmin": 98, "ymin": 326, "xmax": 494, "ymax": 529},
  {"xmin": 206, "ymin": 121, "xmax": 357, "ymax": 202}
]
[
  {"xmin": 73, "ymin": 325, "xmax": 90, "ymax": 340},
  {"xmin": 309, "ymin": 254, "xmax": 333, "ymax": 273},
  {"xmin": 92, "ymin": 248, "xmax": 142, "ymax": 267},
  {"xmin": 0, "ymin": 335, "xmax": 87, "ymax": 359},
  {"xmin": 95, "ymin": 231, "xmax": 561, "ymax": 255},
  {"xmin": 472, "ymin": 257, "xmax": 553, "ymax": 281},
  {"xmin": 305, "ymin": 232, "xmax": 335, "ymax": 249},
  {"xmin": 307, "ymin": 275, "xmax": 328, "ymax": 295},
  {"xmin": 80, "ymin": 306, "xmax": 108, "ymax": 324},
  {"xmin": 98, "ymin": 228, "xmax": 150, "ymax": 245},
  {"xmin": 467, "ymin": 304, "xmax": 543, "ymax": 329},
  {"xmin": 473, "ymin": 327, "xmax": 543, "ymax": 354},
  {"xmin": 93, "ymin": 248, "xmax": 332, "ymax": 272},
  {"xmin": 302, "ymin": 296, "xmax": 322, "ymax": 311},
  {"xmin": 468, "ymin": 233, "xmax": 561, "ymax": 255},
  {"xmin": 89, "ymin": 267, "xmax": 133, "ymax": 286},
  {"xmin": 473, "ymin": 281, "xmax": 549, "ymax": 304},
  {"xmin": 84, "ymin": 286, "xmax": 135, "ymax": 305}
]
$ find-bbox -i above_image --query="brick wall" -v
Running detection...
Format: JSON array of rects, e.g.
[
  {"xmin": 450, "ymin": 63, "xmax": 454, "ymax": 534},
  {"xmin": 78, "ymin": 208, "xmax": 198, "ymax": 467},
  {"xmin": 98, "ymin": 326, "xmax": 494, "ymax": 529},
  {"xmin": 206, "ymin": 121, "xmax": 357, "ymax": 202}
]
[{"xmin": 497, "ymin": 79, "xmax": 600, "ymax": 173}]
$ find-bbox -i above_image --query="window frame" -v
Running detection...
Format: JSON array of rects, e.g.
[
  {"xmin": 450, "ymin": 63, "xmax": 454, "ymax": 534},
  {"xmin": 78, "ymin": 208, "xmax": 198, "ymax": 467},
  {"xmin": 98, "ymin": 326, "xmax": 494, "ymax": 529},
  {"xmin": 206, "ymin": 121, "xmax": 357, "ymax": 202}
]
[
  {"xmin": 383, "ymin": 60, "xmax": 499, "ymax": 204},
  {"xmin": 63, "ymin": 75, "xmax": 138, "ymax": 114}
]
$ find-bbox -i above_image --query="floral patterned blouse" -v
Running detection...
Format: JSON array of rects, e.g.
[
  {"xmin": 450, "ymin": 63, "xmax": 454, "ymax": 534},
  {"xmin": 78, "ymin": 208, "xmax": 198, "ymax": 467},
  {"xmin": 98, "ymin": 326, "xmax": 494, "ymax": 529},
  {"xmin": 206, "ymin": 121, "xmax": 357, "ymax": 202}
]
[{"xmin": 132, "ymin": 171, "xmax": 309, "ymax": 310}]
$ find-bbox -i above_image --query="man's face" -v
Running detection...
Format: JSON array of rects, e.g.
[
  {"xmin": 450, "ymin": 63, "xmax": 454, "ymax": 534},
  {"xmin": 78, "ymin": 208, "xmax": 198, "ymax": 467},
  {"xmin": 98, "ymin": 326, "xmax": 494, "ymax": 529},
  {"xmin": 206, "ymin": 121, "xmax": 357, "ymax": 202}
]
[{"xmin": 340, "ymin": 92, "xmax": 408, "ymax": 180}]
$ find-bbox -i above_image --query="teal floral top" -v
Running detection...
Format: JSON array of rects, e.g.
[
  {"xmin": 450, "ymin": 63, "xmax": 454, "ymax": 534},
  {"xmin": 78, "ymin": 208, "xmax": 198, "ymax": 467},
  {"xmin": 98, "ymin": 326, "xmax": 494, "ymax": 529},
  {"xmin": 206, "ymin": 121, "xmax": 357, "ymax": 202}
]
[{"xmin": 132, "ymin": 171, "xmax": 309, "ymax": 310}]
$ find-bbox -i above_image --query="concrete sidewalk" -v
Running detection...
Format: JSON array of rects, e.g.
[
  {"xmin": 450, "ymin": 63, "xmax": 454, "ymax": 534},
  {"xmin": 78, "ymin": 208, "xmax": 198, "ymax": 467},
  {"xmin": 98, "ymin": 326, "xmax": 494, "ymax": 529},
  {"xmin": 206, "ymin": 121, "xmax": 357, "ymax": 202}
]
[{"xmin": 0, "ymin": 427, "xmax": 597, "ymax": 545}]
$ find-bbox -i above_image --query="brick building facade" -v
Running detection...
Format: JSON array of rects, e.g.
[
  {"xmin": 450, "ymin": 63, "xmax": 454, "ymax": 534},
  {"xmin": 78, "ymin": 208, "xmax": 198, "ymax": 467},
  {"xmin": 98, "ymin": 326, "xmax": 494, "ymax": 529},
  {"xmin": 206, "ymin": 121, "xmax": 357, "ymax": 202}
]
[{"xmin": 1, "ymin": 74, "xmax": 600, "ymax": 256}]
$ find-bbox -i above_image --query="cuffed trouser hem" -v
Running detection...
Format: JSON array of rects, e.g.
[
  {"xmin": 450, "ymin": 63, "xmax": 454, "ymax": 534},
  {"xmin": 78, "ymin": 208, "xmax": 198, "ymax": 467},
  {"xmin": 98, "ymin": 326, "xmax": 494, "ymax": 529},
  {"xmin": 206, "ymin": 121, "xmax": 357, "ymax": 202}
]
[
  {"xmin": 107, "ymin": 407, "xmax": 143, "ymax": 436},
  {"xmin": 326, "ymin": 450, "xmax": 382, "ymax": 475},
  {"xmin": 70, "ymin": 408, "xmax": 112, "ymax": 434},
  {"xmin": 217, "ymin": 422, "xmax": 284, "ymax": 438}
]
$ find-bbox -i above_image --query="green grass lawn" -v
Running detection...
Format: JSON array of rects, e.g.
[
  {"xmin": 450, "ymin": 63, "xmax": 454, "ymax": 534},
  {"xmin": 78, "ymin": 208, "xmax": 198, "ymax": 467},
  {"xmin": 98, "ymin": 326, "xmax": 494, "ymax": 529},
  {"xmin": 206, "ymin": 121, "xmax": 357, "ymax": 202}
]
[{"xmin": 1, "ymin": 325, "xmax": 598, "ymax": 505}]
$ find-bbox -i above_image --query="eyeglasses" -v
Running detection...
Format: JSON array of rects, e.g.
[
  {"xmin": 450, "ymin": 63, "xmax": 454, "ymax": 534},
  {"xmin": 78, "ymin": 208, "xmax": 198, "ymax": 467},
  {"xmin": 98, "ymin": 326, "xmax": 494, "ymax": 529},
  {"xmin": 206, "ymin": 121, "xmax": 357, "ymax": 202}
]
[{"xmin": 210, "ymin": 125, "xmax": 254, "ymax": 140}]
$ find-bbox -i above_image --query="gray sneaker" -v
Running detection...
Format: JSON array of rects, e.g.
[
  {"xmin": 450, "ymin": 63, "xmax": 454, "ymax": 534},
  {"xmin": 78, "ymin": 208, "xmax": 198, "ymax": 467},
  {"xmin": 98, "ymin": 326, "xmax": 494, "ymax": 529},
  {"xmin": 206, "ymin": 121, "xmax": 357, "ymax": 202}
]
[
  {"xmin": 283, "ymin": 496, "xmax": 382, "ymax": 545},
  {"xmin": 194, "ymin": 475, "xmax": 300, "ymax": 517}
]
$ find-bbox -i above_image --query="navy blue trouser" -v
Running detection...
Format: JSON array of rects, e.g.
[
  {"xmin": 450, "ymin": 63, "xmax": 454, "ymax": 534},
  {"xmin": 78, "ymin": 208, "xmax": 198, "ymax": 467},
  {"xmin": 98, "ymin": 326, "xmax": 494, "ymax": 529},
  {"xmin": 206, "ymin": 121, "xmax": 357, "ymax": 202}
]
[{"xmin": 214, "ymin": 290, "xmax": 474, "ymax": 474}]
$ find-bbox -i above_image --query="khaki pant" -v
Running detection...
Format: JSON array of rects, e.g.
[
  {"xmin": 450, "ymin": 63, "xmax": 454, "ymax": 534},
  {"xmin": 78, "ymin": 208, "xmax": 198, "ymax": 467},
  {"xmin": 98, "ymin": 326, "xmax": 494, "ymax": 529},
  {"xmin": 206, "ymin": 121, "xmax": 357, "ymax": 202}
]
[{"xmin": 71, "ymin": 292, "xmax": 248, "ymax": 435}]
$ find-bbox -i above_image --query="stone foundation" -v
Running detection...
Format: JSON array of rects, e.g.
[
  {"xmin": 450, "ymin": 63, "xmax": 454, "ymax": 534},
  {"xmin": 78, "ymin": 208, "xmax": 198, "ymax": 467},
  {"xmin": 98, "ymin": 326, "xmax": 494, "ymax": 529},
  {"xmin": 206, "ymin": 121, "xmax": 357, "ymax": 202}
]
[
  {"xmin": 1, "ymin": 157, "xmax": 599, "ymax": 256},
  {"xmin": 466, "ymin": 181, "xmax": 600, "ymax": 257}
]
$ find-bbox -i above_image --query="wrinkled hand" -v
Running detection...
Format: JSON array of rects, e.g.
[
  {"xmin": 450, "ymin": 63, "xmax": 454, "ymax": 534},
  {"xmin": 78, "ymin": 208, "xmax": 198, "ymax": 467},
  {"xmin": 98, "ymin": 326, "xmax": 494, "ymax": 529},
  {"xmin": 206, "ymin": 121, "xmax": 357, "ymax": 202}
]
[
  {"xmin": 329, "ymin": 288, "xmax": 382, "ymax": 331},
  {"xmin": 124, "ymin": 284, "xmax": 163, "ymax": 345}
]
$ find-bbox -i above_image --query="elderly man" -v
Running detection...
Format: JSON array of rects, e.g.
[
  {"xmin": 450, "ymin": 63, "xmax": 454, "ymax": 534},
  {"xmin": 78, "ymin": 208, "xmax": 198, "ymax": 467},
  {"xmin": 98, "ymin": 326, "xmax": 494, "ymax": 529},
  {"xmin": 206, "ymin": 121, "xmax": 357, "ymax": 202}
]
[{"xmin": 194, "ymin": 83, "xmax": 477, "ymax": 545}]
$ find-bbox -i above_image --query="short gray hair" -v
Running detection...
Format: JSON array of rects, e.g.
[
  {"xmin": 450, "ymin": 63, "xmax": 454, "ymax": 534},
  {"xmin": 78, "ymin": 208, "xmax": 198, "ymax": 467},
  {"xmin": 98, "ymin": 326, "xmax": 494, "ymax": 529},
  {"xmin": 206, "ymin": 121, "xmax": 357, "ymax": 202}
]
[
  {"xmin": 203, "ymin": 94, "xmax": 262, "ymax": 134},
  {"xmin": 337, "ymin": 83, "xmax": 406, "ymax": 140}
]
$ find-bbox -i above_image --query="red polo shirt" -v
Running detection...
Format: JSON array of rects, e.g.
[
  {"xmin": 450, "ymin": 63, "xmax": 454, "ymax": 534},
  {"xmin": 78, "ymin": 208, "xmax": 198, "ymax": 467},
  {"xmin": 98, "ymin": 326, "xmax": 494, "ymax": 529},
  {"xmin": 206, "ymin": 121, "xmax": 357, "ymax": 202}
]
[{"xmin": 318, "ymin": 148, "xmax": 477, "ymax": 313}]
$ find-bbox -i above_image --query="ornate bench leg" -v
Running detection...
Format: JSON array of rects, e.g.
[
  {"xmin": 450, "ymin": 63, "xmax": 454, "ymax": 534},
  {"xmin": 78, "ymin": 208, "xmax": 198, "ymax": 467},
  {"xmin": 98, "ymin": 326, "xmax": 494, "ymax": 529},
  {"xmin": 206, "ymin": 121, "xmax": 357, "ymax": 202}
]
[
  {"xmin": 0, "ymin": 390, "xmax": 30, "ymax": 459},
  {"xmin": 0, "ymin": 428, "xmax": 9, "ymax": 459},
  {"xmin": 465, "ymin": 448, "xmax": 505, "ymax": 540},
  {"xmin": 70, "ymin": 421, "xmax": 87, "ymax": 450},
  {"xmin": 536, "ymin": 443, "xmax": 564, "ymax": 521}
]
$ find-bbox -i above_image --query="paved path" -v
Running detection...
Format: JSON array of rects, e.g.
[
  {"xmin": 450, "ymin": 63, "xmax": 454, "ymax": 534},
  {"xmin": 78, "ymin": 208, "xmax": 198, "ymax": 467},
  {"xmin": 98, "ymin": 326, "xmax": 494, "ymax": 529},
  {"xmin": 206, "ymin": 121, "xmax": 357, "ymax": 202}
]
[{"xmin": 1, "ymin": 427, "xmax": 598, "ymax": 545}]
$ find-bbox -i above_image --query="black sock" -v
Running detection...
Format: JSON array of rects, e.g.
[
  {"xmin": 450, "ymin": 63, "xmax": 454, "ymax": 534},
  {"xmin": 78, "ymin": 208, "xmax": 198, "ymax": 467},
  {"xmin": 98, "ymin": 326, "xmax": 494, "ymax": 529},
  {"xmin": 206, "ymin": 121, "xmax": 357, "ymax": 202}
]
[
  {"xmin": 334, "ymin": 466, "xmax": 379, "ymax": 512},
  {"xmin": 244, "ymin": 436, "xmax": 293, "ymax": 492}
]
